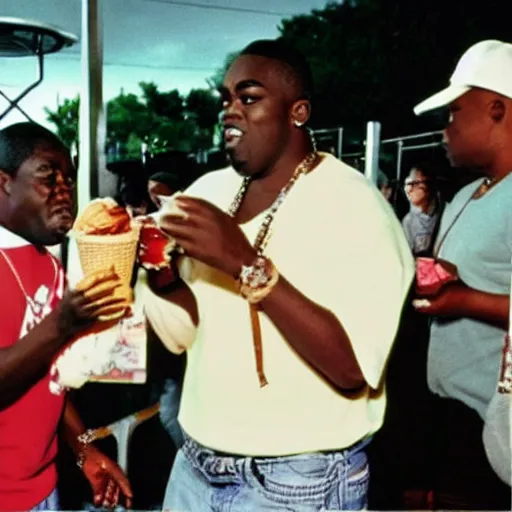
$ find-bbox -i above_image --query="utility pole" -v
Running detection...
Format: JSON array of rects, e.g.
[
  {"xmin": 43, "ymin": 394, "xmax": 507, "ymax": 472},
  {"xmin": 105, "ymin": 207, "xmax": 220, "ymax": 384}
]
[{"xmin": 78, "ymin": 0, "xmax": 105, "ymax": 210}]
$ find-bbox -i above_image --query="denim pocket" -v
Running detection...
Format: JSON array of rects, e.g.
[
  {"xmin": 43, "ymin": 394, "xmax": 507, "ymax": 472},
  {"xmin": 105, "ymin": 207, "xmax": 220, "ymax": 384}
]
[
  {"xmin": 243, "ymin": 454, "xmax": 339, "ymax": 508},
  {"xmin": 344, "ymin": 451, "xmax": 369, "ymax": 510}
]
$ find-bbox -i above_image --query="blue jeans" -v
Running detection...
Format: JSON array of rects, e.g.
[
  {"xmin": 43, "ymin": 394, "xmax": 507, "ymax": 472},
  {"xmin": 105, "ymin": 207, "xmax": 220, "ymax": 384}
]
[
  {"xmin": 31, "ymin": 488, "xmax": 59, "ymax": 511},
  {"xmin": 163, "ymin": 434, "xmax": 371, "ymax": 511},
  {"xmin": 159, "ymin": 377, "xmax": 184, "ymax": 449}
]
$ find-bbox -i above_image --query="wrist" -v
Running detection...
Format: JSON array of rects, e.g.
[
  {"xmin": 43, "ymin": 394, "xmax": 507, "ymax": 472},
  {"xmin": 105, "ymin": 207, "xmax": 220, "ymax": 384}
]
[
  {"xmin": 148, "ymin": 265, "xmax": 178, "ymax": 291},
  {"xmin": 75, "ymin": 428, "xmax": 98, "ymax": 469},
  {"xmin": 237, "ymin": 255, "xmax": 279, "ymax": 304},
  {"xmin": 230, "ymin": 248, "xmax": 259, "ymax": 279},
  {"xmin": 41, "ymin": 308, "xmax": 71, "ymax": 346}
]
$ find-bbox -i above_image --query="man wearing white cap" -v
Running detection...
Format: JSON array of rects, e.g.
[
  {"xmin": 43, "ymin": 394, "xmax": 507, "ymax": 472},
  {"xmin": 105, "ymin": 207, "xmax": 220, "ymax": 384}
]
[{"xmin": 413, "ymin": 40, "xmax": 512, "ymax": 508}]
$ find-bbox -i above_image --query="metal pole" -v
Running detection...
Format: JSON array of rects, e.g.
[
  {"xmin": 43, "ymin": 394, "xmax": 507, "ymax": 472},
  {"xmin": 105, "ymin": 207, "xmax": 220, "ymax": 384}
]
[
  {"xmin": 67, "ymin": 0, "xmax": 105, "ymax": 287},
  {"xmin": 78, "ymin": 0, "xmax": 104, "ymax": 210},
  {"xmin": 396, "ymin": 139, "xmax": 404, "ymax": 184},
  {"xmin": 337, "ymin": 127, "xmax": 343, "ymax": 159},
  {"xmin": 364, "ymin": 121, "xmax": 381, "ymax": 186},
  {"xmin": 0, "ymin": 37, "xmax": 44, "ymax": 122},
  {"xmin": 390, "ymin": 139, "xmax": 404, "ymax": 208},
  {"xmin": 381, "ymin": 130, "xmax": 443, "ymax": 145},
  {"xmin": 402, "ymin": 141, "xmax": 444, "ymax": 151}
]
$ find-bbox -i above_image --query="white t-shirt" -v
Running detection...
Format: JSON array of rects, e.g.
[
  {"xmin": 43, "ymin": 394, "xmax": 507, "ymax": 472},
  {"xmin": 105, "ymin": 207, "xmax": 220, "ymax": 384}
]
[{"xmin": 146, "ymin": 153, "xmax": 414, "ymax": 456}]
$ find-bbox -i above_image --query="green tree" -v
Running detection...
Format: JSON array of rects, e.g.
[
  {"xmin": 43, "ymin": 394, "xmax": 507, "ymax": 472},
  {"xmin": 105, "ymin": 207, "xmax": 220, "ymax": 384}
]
[
  {"xmin": 277, "ymin": 0, "xmax": 512, "ymax": 140},
  {"xmin": 185, "ymin": 88, "xmax": 221, "ymax": 149},
  {"xmin": 186, "ymin": 89, "xmax": 219, "ymax": 130},
  {"xmin": 45, "ymin": 86, "xmax": 213, "ymax": 157},
  {"xmin": 139, "ymin": 82, "xmax": 184, "ymax": 121},
  {"xmin": 44, "ymin": 96, "xmax": 79, "ymax": 147},
  {"xmin": 106, "ymin": 90, "xmax": 153, "ymax": 144}
]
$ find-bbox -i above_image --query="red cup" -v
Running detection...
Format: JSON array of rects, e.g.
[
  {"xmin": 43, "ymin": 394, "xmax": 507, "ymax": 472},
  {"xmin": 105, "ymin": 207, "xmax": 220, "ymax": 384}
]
[{"xmin": 137, "ymin": 218, "xmax": 175, "ymax": 270}]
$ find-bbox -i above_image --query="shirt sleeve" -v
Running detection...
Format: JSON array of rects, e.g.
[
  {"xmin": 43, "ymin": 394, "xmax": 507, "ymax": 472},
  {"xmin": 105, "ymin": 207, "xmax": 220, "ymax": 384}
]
[
  {"xmin": 140, "ymin": 281, "xmax": 197, "ymax": 355},
  {"xmin": 296, "ymin": 187, "xmax": 414, "ymax": 389}
]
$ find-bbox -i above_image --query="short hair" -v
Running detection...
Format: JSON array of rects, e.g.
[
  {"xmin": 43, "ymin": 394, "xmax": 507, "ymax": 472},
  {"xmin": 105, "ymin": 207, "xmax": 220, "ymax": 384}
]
[
  {"xmin": 0, "ymin": 122, "xmax": 66, "ymax": 177},
  {"xmin": 377, "ymin": 169, "xmax": 389, "ymax": 189},
  {"xmin": 410, "ymin": 161, "xmax": 439, "ymax": 189},
  {"xmin": 116, "ymin": 175, "xmax": 150, "ymax": 208},
  {"xmin": 239, "ymin": 39, "xmax": 314, "ymax": 100},
  {"xmin": 148, "ymin": 172, "xmax": 182, "ymax": 191}
]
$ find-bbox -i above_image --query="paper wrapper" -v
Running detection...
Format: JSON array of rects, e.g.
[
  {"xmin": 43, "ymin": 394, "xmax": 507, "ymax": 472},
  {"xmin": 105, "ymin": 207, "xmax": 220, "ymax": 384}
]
[
  {"xmin": 49, "ymin": 312, "xmax": 147, "ymax": 394},
  {"xmin": 74, "ymin": 226, "xmax": 141, "ymax": 319},
  {"xmin": 415, "ymin": 257, "xmax": 459, "ymax": 296}
]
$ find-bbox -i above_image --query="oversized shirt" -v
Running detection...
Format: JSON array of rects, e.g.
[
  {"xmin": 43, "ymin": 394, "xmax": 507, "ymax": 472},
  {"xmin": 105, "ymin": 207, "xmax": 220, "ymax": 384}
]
[{"xmin": 146, "ymin": 154, "xmax": 414, "ymax": 456}]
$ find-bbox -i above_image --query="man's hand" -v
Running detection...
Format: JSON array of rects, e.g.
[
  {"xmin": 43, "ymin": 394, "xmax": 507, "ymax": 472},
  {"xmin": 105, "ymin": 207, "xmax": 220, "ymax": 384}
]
[
  {"xmin": 413, "ymin": 281, "xmax": 472, "ymax": 317},
  {"xmin": 413, "ymin": 280, "xmax": 509, "ymax": 329},
  {"xmin": 159, "ymin": 197, "xmax": 257, "ymax": 277},
  {"xmin": 81, "ymin": 446, "xmax": 133, "ymax": 509},
  {"xmin": 57, "ymin": 268, "xmax": 127, "ymax": 338}
]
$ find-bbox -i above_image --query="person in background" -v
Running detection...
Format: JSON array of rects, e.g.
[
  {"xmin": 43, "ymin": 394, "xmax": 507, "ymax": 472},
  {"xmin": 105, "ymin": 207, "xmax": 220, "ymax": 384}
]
[
  {"xmin": 0, "ymin": 122, "xmax": 132, "ymax": 511},
  {"xmin": 147, "ymin": 172, "xmax": 182, "ymax": 209},
  {"xmin": 377, "ymin": 169, "xmax": 394, "ymax": 202},
  {"xmin": 402, "ymin": 162, "xmax": 443, "ymax": 256},
  {"xmin": 413, "ymin": 39, "xmax": 512, "ymax": 509},
  {"xmin": 116, "ymin": 175, "xmax": 151, "ymax": 218}
]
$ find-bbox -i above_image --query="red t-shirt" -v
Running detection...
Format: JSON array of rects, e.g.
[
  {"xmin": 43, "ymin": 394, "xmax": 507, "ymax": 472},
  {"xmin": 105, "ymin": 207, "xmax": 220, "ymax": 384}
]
[{"xmin": 0, "ymin": 227, "xmax": 65, "ymax": 511}]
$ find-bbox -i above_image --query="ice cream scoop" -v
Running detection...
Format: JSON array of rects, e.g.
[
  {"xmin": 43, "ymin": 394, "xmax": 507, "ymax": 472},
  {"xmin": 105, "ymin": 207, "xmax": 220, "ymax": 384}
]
[{"xmin": 74, "ymin": 197, "xmax": 132, "ymax": 235}]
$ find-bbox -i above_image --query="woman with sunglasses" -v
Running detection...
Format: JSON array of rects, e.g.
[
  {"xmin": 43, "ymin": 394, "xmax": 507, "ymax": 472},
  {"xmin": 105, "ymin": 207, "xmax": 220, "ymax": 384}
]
[{"xmin": 402, "ymin": 162, "xmax": 444, "ymax": 257}]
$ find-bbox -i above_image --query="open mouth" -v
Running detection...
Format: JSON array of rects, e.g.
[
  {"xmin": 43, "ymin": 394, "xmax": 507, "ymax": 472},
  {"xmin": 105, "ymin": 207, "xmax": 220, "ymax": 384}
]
[{"xmin": 224, "ymin": 126, "xmax": 244, "ymax": 148}]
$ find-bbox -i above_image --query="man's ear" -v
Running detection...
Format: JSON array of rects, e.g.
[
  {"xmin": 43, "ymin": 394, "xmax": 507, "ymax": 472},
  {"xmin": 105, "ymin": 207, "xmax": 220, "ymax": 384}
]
[
  {"xmin": 291, "ymin": 99, "xmax": 311, "ymax": 127},
  {"xmin": 489, "ymin": 99, "xmax": 506, "ymax": 123},
  {"xmin": 0, "ymin": 170, "xmax": 12, "ymax": 195}
]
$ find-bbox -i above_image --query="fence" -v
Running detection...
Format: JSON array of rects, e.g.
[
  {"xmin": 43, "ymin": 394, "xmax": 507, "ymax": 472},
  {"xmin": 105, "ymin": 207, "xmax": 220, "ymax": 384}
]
[{"xmin": 333, "ymin": 121, "xmax": 444, "ymax": 187}]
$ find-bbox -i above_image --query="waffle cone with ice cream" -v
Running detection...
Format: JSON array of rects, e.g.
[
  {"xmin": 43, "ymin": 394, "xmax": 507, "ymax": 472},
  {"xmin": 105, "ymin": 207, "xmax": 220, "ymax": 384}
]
[{"xmin": 73, "ymin": 198, "xmax": 140, "ymax": 320}]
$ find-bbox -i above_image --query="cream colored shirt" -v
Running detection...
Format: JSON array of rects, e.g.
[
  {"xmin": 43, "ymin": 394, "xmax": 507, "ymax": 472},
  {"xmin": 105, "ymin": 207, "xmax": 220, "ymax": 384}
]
[{"xmin": 147, "ymin": 153, "xmax": 414, "ymax": 456}]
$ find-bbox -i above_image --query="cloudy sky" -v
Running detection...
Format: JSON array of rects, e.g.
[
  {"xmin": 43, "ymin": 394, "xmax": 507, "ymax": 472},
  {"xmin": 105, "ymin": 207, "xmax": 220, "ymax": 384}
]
[{"xmin": 0, "ymin": 0, "xmax": 332, "ymax": 129}]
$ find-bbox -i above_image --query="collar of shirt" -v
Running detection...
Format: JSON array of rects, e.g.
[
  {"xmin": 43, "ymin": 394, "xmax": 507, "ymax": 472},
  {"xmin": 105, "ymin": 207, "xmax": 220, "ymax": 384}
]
[{"xmin": 0, "ymin": 224, "xmax": 31, "ymax": 249}]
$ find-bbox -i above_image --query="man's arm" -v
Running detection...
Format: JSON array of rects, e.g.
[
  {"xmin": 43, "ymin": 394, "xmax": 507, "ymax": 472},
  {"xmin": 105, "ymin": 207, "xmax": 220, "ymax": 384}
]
[
  {"xmin": 0, "ymin": 310, "xmax": 68, "ymax": 409},
  {"xmin": 414, "ymin": 281, "xmax": 509, "ymax": 328},
  {"xmin": 147, "ymin": 268, "xmax": 199, "ymax": 327},
  {"xmin": 149, "ymin": 264, "xmax": 363, "ymax": 389},
  {"xmin": 258, "ymin": 276, "xmax": 364, "ymax": 390},
  {"xmin": 0, "ymin": 274, "xmax": 129, "ymax": 409},
  {"xmin": 62, "ymin": 399, "xmax": 133, "ymax": 509}
]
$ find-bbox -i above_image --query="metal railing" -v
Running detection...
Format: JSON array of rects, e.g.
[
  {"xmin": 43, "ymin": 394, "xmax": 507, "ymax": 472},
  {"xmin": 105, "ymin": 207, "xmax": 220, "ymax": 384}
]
[{"xmin": 312, "ymin": 126, "xmax": 343, "ymax": 158}]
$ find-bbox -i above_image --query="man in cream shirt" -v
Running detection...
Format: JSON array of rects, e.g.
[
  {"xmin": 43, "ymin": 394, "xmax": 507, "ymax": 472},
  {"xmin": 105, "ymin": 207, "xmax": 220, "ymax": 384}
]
[{"xmin": 144, "ymin": 39, "xmax": 413, "ymax": 511}]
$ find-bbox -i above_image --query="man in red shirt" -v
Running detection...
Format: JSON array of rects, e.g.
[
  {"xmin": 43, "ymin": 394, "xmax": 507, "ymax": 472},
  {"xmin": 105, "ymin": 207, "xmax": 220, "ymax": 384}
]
[{"xmin": 0, "ymin": 123, "xmax": 132, "ymax": 511}]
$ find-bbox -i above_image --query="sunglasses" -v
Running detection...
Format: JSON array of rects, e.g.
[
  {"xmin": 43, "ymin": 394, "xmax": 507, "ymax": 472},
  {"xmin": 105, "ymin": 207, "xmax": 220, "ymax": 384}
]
[{"xmin": 404, "ymin": 180, "xmax": 429, "ymax": 188}]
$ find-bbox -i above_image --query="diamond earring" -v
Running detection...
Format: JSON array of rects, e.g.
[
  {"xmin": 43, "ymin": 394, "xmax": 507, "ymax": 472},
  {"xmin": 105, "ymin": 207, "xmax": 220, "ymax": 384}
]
[{"xmin": 293, "ymin": 119, "xmax": 304, "ymax": 128}]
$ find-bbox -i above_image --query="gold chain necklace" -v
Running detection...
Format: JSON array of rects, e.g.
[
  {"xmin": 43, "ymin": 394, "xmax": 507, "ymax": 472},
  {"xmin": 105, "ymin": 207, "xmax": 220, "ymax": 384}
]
[
  {"xmin": 473, "ymin": 177, "xmax": 497, "ymax": 199},
  {"xmin": 228, "ymin": 151, "xmax": 320, "ymax": 251},
  {"xmin": 226, "ymin": 151, "xmax": 321, "ymax": 387},
  {"xmin": 0, "ymin": 248, "xmax": 59, "ymax": 317}
]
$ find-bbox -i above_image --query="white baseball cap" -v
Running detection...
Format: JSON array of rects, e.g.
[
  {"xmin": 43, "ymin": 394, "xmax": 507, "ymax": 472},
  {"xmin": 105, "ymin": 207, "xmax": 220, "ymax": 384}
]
[{"xmin": 414, "ymin": 40, "xmax": 512, "ymax": 115}]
